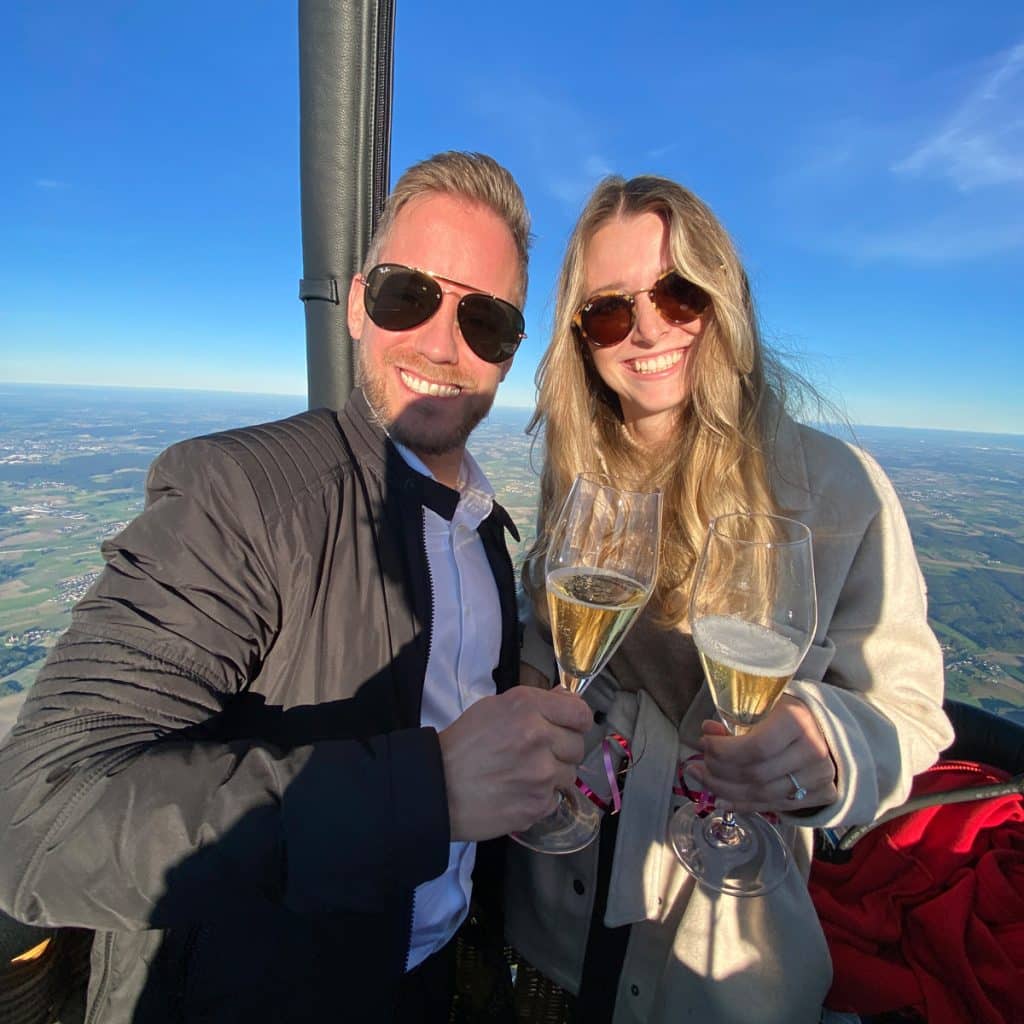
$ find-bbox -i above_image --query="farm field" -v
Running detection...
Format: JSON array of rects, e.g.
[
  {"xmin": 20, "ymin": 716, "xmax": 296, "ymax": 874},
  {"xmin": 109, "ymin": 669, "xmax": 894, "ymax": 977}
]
[{"xmin": 2, "ymin": 385, "xmax": 1022, "ymax": 731}]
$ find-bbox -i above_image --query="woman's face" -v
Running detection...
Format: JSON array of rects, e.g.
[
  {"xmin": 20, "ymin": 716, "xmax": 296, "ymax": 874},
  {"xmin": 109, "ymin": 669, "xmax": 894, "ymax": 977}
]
[{"xmin": 582, "ymin": 212, "xmax": 706, "ymax": 446}]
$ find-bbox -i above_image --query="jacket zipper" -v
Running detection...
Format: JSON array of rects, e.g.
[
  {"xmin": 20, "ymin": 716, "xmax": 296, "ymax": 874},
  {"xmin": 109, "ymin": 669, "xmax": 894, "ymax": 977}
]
[
  {"xmin": 418, "ymin": 508, "xmax": 435, "ymax": 723},
  {"xmin": 404, "ymin": 507, "xmax": 434, "ymax": 973},
  {"xmin": 403, "ymin": 890, "xmax": 417, "ymax": 974}
]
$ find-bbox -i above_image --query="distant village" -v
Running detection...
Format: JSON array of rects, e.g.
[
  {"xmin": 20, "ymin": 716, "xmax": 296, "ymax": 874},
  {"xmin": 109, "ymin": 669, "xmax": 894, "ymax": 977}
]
[{"xmin": 1, "ymin": 397, "xmax": 1021, "ymax": 717}]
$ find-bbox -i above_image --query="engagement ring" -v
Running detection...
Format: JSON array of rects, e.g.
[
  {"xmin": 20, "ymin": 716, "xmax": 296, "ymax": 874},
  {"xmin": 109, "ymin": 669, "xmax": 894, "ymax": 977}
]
[{"xmin": 786, "ymin": 772, "xmax": 808, "ymax": 802}]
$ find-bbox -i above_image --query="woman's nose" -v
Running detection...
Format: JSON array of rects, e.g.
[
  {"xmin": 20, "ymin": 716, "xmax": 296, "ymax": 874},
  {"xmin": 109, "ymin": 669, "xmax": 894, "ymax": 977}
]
[{"xmin": 631, "ymin": 291, "xmax": 667, "ymax": 345}]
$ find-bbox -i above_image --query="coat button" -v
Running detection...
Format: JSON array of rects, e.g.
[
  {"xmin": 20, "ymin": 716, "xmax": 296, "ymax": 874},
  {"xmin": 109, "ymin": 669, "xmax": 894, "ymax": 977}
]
[
  {"xmin": 573, "ymin": 879, "xmax": 585, "ymax": 895},
  {"xmin": 630, "ymin": 984, "xmax": 640, "ymax": 996}
]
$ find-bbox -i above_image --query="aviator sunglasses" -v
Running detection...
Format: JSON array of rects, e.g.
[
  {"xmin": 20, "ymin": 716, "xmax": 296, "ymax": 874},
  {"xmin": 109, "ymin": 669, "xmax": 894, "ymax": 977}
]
[
  {"xmin": 359, "ymin": 263, "xmax": 526, "ymax": 364},
  {"xmin": 572, "ymin": 269, "xmax": 711, "ymax": 347}
]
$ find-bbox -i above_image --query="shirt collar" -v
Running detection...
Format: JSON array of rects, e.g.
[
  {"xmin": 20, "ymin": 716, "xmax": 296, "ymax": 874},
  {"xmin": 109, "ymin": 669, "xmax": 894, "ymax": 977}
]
[{"xmin": 392, "ymin": 442, "xmax": 495, "ymax": 528}]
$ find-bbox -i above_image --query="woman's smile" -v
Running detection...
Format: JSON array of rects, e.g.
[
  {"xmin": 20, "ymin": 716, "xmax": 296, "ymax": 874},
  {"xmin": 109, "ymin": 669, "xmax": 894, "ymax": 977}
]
[
  {"xmin": 623, "ymin": 347, "xmax": 689, "ymax": 376},
  {"xmin": 584, "ymin": 212, "xmax": 705, "ymax": 445}
]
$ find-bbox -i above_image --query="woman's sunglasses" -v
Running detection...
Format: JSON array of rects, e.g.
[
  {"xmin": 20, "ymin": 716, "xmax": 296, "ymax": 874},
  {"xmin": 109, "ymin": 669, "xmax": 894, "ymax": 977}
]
[
  {"xmin": 572, "ymin": 269, "xmax": 711, "ymax": 347},
  {"xmin": 359, "ymin": 263, "xmax": 526, "ymax": 364}
]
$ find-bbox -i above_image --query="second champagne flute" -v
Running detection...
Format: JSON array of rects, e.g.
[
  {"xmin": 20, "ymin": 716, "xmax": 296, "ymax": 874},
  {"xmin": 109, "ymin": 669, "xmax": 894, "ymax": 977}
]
[
  {"xmin": 668, "ymin": 512, "xmax": 817, "ymax": 896},
  {"xmin": 512, "ymin": 473, "xmax": 661, "ymax": 854}
]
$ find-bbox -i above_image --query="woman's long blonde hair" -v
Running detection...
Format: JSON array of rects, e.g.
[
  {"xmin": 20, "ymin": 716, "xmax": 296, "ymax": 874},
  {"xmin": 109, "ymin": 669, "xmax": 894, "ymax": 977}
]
[{"xmin": 526, "ymin": 176, "xmax": 790, "ymax": 625}]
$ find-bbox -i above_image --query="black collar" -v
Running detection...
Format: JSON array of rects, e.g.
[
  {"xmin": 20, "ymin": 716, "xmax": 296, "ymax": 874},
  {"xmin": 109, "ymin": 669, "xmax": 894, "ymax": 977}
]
[
  {"xmin": 337, "ymin": 389, "xmax": 518, "ymax": 540},
  {"xmin": 419, "ymin": 475, "xmax": 459, "ymax": 522}
]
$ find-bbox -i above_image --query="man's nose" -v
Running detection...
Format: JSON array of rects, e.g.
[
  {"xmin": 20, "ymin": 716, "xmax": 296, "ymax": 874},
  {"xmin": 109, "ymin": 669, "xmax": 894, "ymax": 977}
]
[{"xmin": 413, "ymin": 295, "xmax": 461, "ymax": 364}]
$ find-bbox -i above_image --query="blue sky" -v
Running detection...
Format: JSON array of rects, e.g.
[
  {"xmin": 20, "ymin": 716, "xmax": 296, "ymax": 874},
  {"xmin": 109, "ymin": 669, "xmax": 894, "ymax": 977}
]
[{"xmin": 2, "ymin": 3, "xmax": 1022, "ymax": 433}]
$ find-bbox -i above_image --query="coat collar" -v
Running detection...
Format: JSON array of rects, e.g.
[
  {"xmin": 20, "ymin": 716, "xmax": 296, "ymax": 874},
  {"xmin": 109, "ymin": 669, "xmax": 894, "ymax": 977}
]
[{"xmin": 336, "ymin": 387, "xmax": 393, "ymax": 478}]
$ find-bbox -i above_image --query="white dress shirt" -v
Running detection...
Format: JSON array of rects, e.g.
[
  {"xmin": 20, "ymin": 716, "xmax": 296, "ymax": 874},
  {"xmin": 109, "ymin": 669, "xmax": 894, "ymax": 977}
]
[{"xmin": 393, "ymin": 443, "xmax": 503, "ymax": 971}]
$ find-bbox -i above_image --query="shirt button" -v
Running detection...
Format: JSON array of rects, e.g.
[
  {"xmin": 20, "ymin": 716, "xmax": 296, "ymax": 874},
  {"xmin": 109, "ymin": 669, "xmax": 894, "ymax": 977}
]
[{"xmin": 572, "ymin": 879, "xmax": 585, "ymax": 895}]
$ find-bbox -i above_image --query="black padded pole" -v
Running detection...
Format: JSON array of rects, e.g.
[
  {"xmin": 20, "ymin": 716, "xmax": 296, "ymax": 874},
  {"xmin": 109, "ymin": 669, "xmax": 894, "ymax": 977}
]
[{"xmin": 298, "ymin": 0, "xmax": 394, "ymax": 410}]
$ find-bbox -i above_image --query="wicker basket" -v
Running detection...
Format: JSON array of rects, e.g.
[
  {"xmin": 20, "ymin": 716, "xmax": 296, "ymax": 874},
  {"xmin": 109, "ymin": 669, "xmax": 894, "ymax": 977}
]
[{"xmin": 0, "ymin": 929, "xmax": 92, "ymax": 1024}]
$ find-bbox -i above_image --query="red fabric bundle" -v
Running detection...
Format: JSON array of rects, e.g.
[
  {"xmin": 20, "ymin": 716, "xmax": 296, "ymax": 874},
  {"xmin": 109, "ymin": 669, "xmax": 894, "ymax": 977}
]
[{"xmin": 808, "ymin": 760, "xmax": 1024, "ymax": 1023}]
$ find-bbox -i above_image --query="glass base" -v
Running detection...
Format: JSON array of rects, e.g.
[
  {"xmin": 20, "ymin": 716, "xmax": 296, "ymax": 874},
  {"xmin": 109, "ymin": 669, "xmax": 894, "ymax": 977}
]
[
  {"xmin": 510, "ymin": 786, "xmax": 601, "ymax": 855},
  {"xmin": 668, "ymin": 803, "xmax": 790, "ymax": 897}
]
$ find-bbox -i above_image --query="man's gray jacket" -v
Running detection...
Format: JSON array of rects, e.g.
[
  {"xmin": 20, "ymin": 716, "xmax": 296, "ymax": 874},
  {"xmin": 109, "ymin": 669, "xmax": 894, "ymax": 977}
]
[{"xmin": 0, "ymin": 388, "xmax": 521, "ymax": 1022}]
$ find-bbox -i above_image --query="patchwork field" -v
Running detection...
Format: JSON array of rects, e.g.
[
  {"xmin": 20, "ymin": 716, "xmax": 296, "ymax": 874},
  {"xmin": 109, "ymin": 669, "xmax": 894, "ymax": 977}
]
[{"xmin": 2, "ymin": 385, "xmax": 1022, "ymax": 731}]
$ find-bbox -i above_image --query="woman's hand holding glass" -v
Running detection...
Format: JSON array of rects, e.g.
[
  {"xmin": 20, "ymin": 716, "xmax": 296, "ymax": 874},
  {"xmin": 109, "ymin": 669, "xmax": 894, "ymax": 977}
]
[
  {"xmin": 669, "ymin": 511, "xmax": 818, "ymax": 897},
  {"xmin": 693, "ymin": 695, "xmax": 838, "ymax": 813}
]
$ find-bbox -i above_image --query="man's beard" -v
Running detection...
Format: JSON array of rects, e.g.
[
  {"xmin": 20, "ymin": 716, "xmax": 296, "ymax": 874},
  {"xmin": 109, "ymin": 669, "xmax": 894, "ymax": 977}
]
[{"xmin": 358, "ymin": 346, "xmax": 494, "ymax": 456}]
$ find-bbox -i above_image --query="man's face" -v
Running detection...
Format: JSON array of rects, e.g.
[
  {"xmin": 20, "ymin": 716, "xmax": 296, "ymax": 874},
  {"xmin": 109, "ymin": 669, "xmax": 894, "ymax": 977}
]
[{"xmin": 347, "ymin": 192, "xmax": 519, "ymax": 466}]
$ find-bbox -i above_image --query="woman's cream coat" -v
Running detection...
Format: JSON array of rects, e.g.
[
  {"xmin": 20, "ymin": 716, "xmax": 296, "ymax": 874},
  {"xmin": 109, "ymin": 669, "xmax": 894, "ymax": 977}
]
[{"xmin": 508, "ymin": 415, "xmax": 954, "ymax": 1024}]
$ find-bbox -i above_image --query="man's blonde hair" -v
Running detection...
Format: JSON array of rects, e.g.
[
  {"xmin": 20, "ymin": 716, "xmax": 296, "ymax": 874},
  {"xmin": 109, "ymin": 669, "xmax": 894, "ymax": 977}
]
[{"xmin": 364, "ymin": 151, "xmax": 531, "ymax": 303}]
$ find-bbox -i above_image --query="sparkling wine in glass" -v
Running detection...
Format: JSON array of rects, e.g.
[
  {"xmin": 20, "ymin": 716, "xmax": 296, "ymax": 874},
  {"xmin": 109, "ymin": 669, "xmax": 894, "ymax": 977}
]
[
  {"xmin": 668, "ymin": 512, "xmax": 816, "ymax": 896},
  {"xmin": 546, "ymin": 567, "xmax": 648, "ymax": 693},
  {"xmin": 512, "ymin": 473, "xmax": 661, "ymax": 854}
]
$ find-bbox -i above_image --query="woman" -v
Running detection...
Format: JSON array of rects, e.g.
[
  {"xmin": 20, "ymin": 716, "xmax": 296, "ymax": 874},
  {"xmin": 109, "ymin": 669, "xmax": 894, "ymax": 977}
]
[{"xmin": 506, "ymin": 176, "xmax": 953, "ymax": 1024}]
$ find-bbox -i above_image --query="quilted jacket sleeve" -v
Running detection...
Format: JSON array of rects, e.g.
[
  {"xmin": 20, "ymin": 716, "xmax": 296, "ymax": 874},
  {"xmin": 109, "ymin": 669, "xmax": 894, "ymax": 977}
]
[{"xmin": 0, "ymin": 437, "xmax": 449, "ymax": 932}]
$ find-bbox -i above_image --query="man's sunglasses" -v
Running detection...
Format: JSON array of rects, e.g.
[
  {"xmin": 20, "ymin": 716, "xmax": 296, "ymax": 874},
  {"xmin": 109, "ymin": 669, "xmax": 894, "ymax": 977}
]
[
  {"xmin": 572, "ymin": 269, "xmax": 711, "ymax": 347},
  {"xmin": 359, "ymin": 263, "xmax": 526, "ymax": 364}
]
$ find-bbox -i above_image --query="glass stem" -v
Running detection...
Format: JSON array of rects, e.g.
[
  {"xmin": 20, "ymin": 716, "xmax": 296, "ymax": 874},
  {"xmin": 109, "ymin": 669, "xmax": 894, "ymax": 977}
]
[
  {"xmin": 557, "ymin": 667, "xmax": 591, "ymax": 696},
  {"xmin": 706, "ymin": 807, "xmax": 747, "ymax": 849},
  {"xmin": 551, "ymin": 669, "xmax": 589, "ymax": 806},
  {"xmin": 717, "ymin": 716, "xmax": 747, "ymax": 837}
]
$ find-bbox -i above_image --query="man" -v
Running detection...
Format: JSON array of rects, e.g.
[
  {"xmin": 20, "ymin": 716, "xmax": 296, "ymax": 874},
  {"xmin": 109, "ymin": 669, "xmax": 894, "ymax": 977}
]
[{"xmin": 0, "ymin": 152, "xmax": 591, "ymax": 1022}]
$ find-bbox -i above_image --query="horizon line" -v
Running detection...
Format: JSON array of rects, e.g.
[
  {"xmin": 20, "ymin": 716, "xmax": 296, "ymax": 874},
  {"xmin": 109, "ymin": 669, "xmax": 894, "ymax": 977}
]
[{"xmin": 3, "ymin": 379, "xmax": 1022, "ymax": 439}]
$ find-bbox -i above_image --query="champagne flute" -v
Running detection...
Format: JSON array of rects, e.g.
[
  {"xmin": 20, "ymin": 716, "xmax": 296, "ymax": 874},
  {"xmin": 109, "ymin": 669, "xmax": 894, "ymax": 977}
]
[
  {"xmin": 668, "ymin": 512, "xmax": 817, "ymax": 896},
  {"xmin": 512, "ymin": 473, "xmax": 661, "ymax": 854}
]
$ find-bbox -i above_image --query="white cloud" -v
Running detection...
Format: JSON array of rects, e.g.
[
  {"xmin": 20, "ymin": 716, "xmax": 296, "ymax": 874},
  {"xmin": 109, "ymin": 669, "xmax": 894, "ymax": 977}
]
[
  {"xmin": 644, "ymin": 143, "xmax": 678, "ymax": 162},
  {"xmin": 782, "ymin": 117, "xmax": 869, "ymax": 187},
  {"xmin": 583, "ymin": 154, "xmax": 612, "ymax": 178},
  {"xmin": 894, "ymin": 42, "xmax": 1024, "ymax": 190},
  {"xmin": 546, "ymin": 162, "xmax": 610, "ymax": 206},
  {"xmin": 778, "ymin": 45, "xmax": 1024, "ymax": 265},
  {"xmin": 472, "ymin": 86, "xmax": 613, "ymax": 207},
  {"xmin": 846, "ymin": 215, "xmax": 1024, "ymax": 264},
  {"xmin": 34, "ymin": 178, "xmax": 67, "ymax": 189}
]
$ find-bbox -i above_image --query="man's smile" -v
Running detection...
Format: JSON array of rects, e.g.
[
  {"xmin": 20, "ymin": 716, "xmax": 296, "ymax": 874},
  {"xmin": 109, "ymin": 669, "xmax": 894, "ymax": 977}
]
[{"xmin": 397, "ymin": 367, "xmax": 465, "ymax": 398}]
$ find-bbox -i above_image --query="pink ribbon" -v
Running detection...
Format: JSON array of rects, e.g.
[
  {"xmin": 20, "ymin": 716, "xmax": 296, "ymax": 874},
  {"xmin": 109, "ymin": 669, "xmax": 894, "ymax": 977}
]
[
  {"xmin": 674, "ymin": 753, "xmax": 716, "ymax": 815},
  {"xmin": 576, "ymin": 732, "xmax": 632, "ymax": 814},
  {"xmin": 672, "ymin": 753, "xmax": 780, "ymax": 824}
]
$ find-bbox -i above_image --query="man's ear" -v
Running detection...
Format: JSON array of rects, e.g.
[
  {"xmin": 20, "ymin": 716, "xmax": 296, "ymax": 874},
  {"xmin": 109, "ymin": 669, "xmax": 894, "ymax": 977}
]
[{"xmin": 347, "ymin": 275, "xmax": 365, "ymax": 341}]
